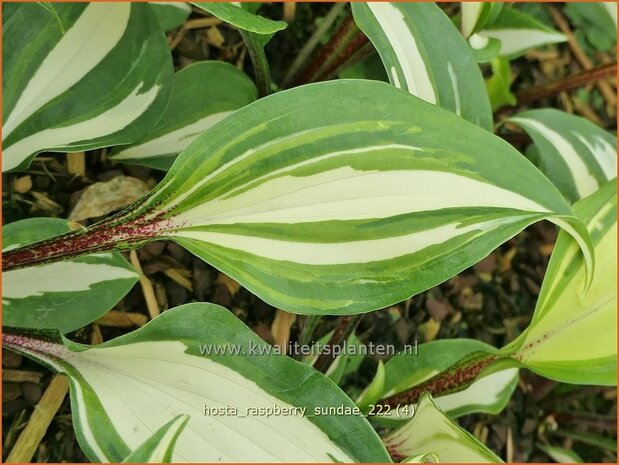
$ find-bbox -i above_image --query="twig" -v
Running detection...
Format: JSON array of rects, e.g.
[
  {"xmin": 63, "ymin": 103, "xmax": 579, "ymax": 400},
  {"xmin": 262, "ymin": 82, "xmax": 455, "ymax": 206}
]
[
  {"xmin": 553, "ymin": 412, "xmax": 617, "ymax": 431},
  {"xmin": 294, "ymin": 13, "xmax": 367, "ymax": 86},
  {"xmin": 2, "ymin": 370, "xmax": 43, "ymax": 383},
  {"xmin": 96, "ymin": 310, "xmax": 148, "ymax": 328},
  {"xmin": 282, "ymin": 2, "xmax": 347, "ymax": 87},
  {"xmin": 65, "ymin": 152, "xmax": 85, "ymax": 177},
  {"xmin": 506, "ymin": 426, "xmax": 514, "ymax": 463},
  {"xmin": 314, "ymin": 37, "xmax": 373, "ymax": 82},
  {"xmin": 516, "ymin": 62, "xmax": 617, "ymax": 106},
  {"xmin": 130, "ymin": 250, "xmax": 160, "ymax": 320},
  {"xmin": 90, "ymin": 323, "xmax": 104, "ymax": 344},
  {"xmin": 548, "ymin": 5, "xmax": 616, "ymax": 111},
  {"xmin": 184, "ymin": 17, "xmax": 222, "ymax": 29},
  {"xmin": 313, "ymin": 314, "xmax": 364, "ymax": 374},
  {"xmin": 271, "ymin": 309, "xmax": 297, "ymax": 354},
  {"xmin": 283, "ymin": 2, "xmax": 296, "ymax": 23},
  {"xmin": 5, "ymin": 374, "xmax": 70, "ymax": 463},
  {"xmin": 168, "ymin": 26, "xmax": 187, "ymax": 51},
  {"xmin": 163, "ymin": 268, "xmax": 193, "ymax": 292}
]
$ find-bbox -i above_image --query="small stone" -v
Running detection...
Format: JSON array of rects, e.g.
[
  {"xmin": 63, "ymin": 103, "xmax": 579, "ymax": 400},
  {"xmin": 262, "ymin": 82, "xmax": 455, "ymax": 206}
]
[
  {"xmin": 142, "ymin": 241, "xmax": 166, "ymax": 259},
  {"xmin": 426, "ymin": 299, "xmax": 451, "ymax": 321},
  {"xmin": 166, "ymin": 280, "xmax": 188, "ymax": 308},
  {"xmin": 3, "ymin": 351, "xmax": 22, "ymax": 368},
  {"xmin": 474, "ymin": 253, "xmax": 497, "ymax": 275},
  {"xmin": 212, "ymin": 283, "xmax": 232, "ymax": 308},
  {"xmin": 2, "ymin": 383, "xmax": 21, "ymax": 403},
  {"xmin": 34, "ymin": 175, "xmax": 51, "ymax": 189},
  {"xmin": 21, "ymin": 382, "xmax": 43, "ymax": 406},
  {"xmin": 167, "ymin": 242, "xmax": 190, "ymax": 265},
  {"xmin": 2, "ymin": 399, "xmax": 27, "ymax": 417},
  {"xmin": 193, "ymin": 261, "xmax": 214, "ymax": 301},
  {"xmin": 13, "ymin": 175, "xmax": 32, "ymax": 194}
]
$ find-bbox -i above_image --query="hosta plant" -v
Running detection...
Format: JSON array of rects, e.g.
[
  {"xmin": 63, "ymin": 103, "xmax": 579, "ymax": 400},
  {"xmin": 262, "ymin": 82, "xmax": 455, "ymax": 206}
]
[{"xmin": 2, "ymin": 2, "xmax": 616, "ymax": 463}]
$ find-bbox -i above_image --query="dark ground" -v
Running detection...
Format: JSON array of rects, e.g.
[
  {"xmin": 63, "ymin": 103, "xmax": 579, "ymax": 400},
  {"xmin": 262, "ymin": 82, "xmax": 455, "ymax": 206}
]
[{"xmin": 2, "ymin": 3, "xmax": 617, "ymax": 463}]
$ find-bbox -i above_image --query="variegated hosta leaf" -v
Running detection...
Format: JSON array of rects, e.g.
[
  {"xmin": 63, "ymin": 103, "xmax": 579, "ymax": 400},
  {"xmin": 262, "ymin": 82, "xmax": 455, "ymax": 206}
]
[
  {"xmin": 2, "ymin": 2, "xmax": 173, "ymax": 173},
  {"xmin": 509, "ymin": 109, "xmax": 617, "ymax": 203},
  {"xmin": 5, "ymin": 80, "xmax": 595, "ymax": 316},
  {"xmin": 381, "ymin": 340, "xmax": 518, "ymax": 419},
  {"xmin": 486, "ymin": 57, "xmax": 516, "ymax": 111},
  {"xmin": 2, "ymin": 2, "xmax": 172, "ymax": 171},
  {"xmin": 122, "ymin": 415, "xmax": 189, "ymax": 463},
  {"xmin": 191, "ymin": 2, "xmax": 286, "ymax": 36},
  {"xmin": 504, "ymin": 180, "xmax": 617, "ymax": 386},
  {"xmin": 383, "ymin": 393, "xmax": 502, "ymax": 463},
  {"xmin": 2, "ymin": 218, "xmax": 138, "ymax": 333},
  {"xmin": 603, "ymin": 2, "xmax": 618, "ymax": 27},
  {"xmin": 477, "ymin": 7, "xmax": 567, "ymax": 58},
  {"xmin": 137, "ymin": 80, "xmax": 593, "ymax": 315},
  {"xmin": 565, "ymin": 2, "xmax": 617, "ymax": 52},
  {"xmin": 352, "ymin": 2, "xmax": 493, "ymax": 130},
  {"xmin": 402, "ymin": 452, "xmax": 440, "ymax": 463},
  {"xmin": 461, "ymin": 2, "xmax": 504, "ymax": 38},
  {"xmin": 110, "ymin": 61, "xmax": 258, "ymax": 170},
  {"xmin": 3, "ymin": 303, "xmax": 390, "ymax": 463},
  {"xmin": 149, "ymin": 2, "xmax": 191, "ymax": 32}
]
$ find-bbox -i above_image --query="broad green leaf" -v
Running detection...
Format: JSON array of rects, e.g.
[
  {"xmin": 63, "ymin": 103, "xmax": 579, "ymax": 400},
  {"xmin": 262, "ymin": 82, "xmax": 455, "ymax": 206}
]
[
  {"xmin": 509, "ymin": 109, "xmax": 617, "ymax": 203},
  {"xmin": 122, "ymin": 415, "xmax": 189, "ymax": 463},
  {"xmin": 382, "ymin": 393, "xmax": 502, "ymax": 463},
  {"xmin": 504, "ymin": 180, "xmax": 617, "ymax": 385},
  {"xmin": 565, "ymin": 2, "xmax": 617, "ymax": 52},
  {"xmin": 537, "ymin": 443, "xmax": 584, "ymax": 463},
  {"xmin": 381, "ymin": 340, "xmax": 518, "ymax": 418},
  {"xmin": 461, "ymin": 2, "xmax": 504, "ymax": 38},
  {"xmin": 486, "ymin": 57, "xmax": 516, "ymax": 111},
  {"xmin": 191, "ymin": 2, "xmax": 286, "ymax": 36},
  {"xmin": 2, "ymin": 218, "xmax": 138, "ymax": 333},
  {"xmin": 2, "ymin": 2, "xmax": 173, "ymax": 172},
  {"xmin": 149, "ymin": 2, "xmax": 191, "ymax": 32},
  {"xmin": 110, "ymin": 61, "xmax": 258, "ymax": 170},
  {"xmin": 478, "ymin": 7, "xmax": 567, "ymax": 58},
  {"xmin": 5, "ymin": 80, "xmax": 594, "ymax": 316},
  {"xmin": 356, "ymin": 361, "xmax": 385, "ymax": 414},
  {"xmin": 468, "ymin": 34, "xmax": 502, "ymax": 63},
  {"xmin": 352, "ymin": 2, "xmax": 493, "ymax": 130},
  {"xmin": 339, "ymin": 54, "xmax": 388, "ymax": 82},
  {"xmin": 3, "ymin": 303, "xmax": 390, "ymax": 463},
  {"xmin": 604, "ymin": 2, "xmax": 618, "ymax": 27}
]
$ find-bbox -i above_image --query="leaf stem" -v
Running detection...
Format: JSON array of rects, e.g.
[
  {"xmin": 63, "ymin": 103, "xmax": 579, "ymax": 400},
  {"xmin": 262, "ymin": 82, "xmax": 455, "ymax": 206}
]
[
  {"xmin": 377, "ymin": 351, "xmax": 499, "ymax": 407},
  {"xmin": 282, "ymin": 2, "xmax": 347, "ymax": 87},
  {"xmin": 313, "ymin": 314, "xmax": 364, "ymax": 374},
  {"xmin": 240, "ymin": 31, "xmax": 272, "ymax": 97},
  {"xmin": 2, "ymin": 210, "xmax": 170, "ymax": 271},
  {"xmin": 515, "ymin": 62, "xmax": 617, "ymax": 107},
  {"xmin": 293, "ymin": 13, "xmax": 368, "ymax": 86}
]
